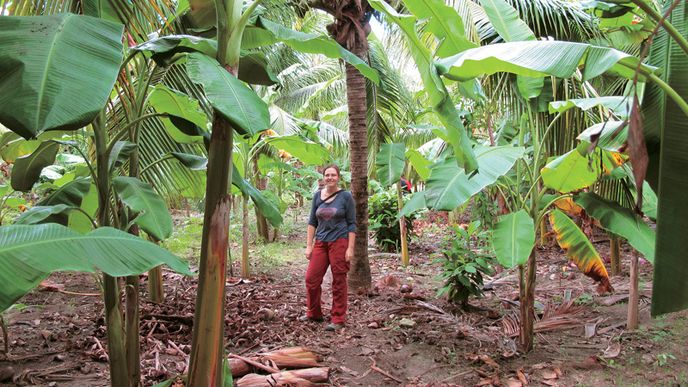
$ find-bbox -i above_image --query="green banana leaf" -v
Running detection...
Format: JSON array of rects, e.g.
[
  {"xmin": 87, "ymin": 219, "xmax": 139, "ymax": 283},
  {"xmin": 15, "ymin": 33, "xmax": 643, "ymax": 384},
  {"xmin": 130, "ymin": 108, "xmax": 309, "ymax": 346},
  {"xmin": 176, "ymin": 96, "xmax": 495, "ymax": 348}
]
[
  {"xmin": 170, "ymin": 152, "xmax": 208, "ymax": 170},
  {"xmin": 541, "ymin": 148, "xmax": 621, "ymax": 193},
  {"xmin": 185, "ymin": 52, "xmax": 270, "ymax": 136},
  {"xmin": 82, "ymin": 0, "xmax": 121, "ymax": 24},
  {"xmin": 231, "ymin": 165, "xmax": 282, "ymax": 228},
  {"xmin": 0, "ymin": 14, "xmax": 124, "ymax": 139},
  {"xmin": 646, "ymin": 1, "xmax": 688, "ymax": 316},
  {"xmin": 264, "ymin": 136, "xmax": 330, "ymax": 165},
  {"xmin": 369, "ymin": 0, "xmax": 478, "ymax": 173},
  {"xmin": 549, "ymin": 209, "xmax": 612, "ymax": 292},
  {"xmin": 405, "ymin": 149, "xmax": 431, "ymax": 181},
  {"xmin": 640, "ymin": 181, "xmax": 657, "ymax": 220},
  {"xmin": 436, "ymin": 41, "xmax": 657, "ymax": 83},
  {"xmin": 133, "ymin": 36, "xmax": 277, "ymax": 85},
  {"xmin": 238, "ymin": 53, "xmax": 279, "ymax": 86},
  {"xmin": 108, "ymin": 141, "xmax": 137, "ymax": 172},
  {"xmin": 424, "ymin": 145, "xmax": 525, "ymax": 210},
  {"xmin": 549, "ymin": 96, "xmax": 630, "ymax": 119},
  {"xmin": 148, "ymin": 84, "xmax": 209, "ymax": 144},
  {"xmin": 169, "ymin": 152, "xmax": 282, "ymax": 227},
  {"xmin": 492, "ymin": 209, "xmax": 535, "ymax": 268},
  {"xmin": 14, "ymin": 204, "xmax": 75, "ymax": 225},
  {"xmin": 576, "ymin": 121, "xmax": 628, "ymax": 152},
  {"xmin": 401, "ymin": 0, "xmax": 481, "ymax": 99},
  {"xmin": 11, "ymin": 142, "xmax": 59, "ymax": 191},
  {"xmin": 375, "ymin": 143, "xmax": 406, "ymax": 187},
  {"xmin": 479, "ymin": 0, "xmax": 543, "ymax": 99},
  {"xmin": 0, "ymin": 131, "xmax": 65, "ymax": 163},
  {"xmin": 399, "ymin": 191, "xmax": 427, "ymax": 218},
  {"xmin": 68, "ymin": 183, "xmax": 98, "ymax": 234},
  {"xmin": 38, "ymin": 177, "xmax": 92, "ymax": 207},
  {"xmin": 35, "ymin": 177, "xmax": 97, "ymax": 233},
  {"xmin": 112, "ymin": 177, "xmax": 173, "ymax": 241},
  {"xmin": 242, "ymin": 17, "xmax": 379, "ymax": 85},
  {"xmin": 574, "ymin": 193, "xmax": 654, "ymax": 263},
  {"xmin": 133, "ymin": 34, "xmax": 217, "ymax": 61},
  {"xmin": 402, "ymin": 0, "xmax": 476, "ymax": 57},
  {"xmin": 0, "ymin": 223, "xmax": 191, "ymax": 312}
]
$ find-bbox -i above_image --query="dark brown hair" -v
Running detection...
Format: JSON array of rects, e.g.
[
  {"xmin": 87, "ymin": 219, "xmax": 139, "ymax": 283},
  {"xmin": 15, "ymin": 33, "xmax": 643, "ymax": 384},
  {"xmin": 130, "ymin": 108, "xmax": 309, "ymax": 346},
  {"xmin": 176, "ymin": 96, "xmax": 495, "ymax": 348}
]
[{"xmin": 322, "ymin": 164, "xmax": 340, "ymax": 177}]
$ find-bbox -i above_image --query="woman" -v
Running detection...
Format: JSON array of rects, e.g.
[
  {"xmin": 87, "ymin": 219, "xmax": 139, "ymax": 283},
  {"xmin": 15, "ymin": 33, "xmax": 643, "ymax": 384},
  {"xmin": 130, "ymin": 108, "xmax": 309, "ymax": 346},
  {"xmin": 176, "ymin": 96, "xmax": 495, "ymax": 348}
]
[{"xmin": 303, "ymin": 165, "xmax": 356, "ymax": 331}]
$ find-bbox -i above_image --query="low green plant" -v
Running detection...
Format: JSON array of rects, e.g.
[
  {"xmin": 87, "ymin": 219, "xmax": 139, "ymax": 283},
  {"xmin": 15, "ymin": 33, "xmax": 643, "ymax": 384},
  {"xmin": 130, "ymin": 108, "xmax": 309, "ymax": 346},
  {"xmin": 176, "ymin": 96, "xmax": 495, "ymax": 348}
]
[
  {"xmin": 368, "ymin": 188, "xmax": 416, "ymax": 252},
  {"xmin": 435, "ymin": 221, "xmax": 494, "ymax": 307}
]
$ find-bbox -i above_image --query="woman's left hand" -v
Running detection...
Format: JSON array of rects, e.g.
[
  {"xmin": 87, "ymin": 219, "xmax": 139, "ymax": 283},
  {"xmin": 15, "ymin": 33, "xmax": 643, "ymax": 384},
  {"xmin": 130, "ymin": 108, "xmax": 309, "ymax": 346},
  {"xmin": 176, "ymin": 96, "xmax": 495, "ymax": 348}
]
[{"xmin": 345, "ymin": 247, "xmax": 354, "ymax": 262}]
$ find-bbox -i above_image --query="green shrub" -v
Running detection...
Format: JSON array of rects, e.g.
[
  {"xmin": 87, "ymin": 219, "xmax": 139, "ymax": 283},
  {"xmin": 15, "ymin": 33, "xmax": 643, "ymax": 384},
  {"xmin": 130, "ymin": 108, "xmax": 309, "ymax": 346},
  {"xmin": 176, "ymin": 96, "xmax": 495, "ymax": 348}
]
[
  {"xmin": 368, "ymin": 188, "xmax": 416, "ymax": 252},
  {"xmin": 436, "ymin": 221, "xmax": 494, "ymax": 307}
]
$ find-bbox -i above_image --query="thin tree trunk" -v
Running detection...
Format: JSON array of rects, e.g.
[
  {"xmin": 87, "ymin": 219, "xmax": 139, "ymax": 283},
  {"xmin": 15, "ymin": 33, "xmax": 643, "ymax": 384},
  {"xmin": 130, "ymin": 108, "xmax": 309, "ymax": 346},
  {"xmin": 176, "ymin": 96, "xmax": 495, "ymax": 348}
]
[
  {"xmin": 396, "ymin": 184, "xmax": 409, "ymax": 266},
  {"xmin": 148, "ymin": 266, "xmax": 164, "ymax": 303},
  {"xmin": 346, "ymin": 45, "xmax": 371, "ymax": 291},
  {"xmin": 94, "ymin": 113, "xmax": 129, "ymax": 386},
  {"xmin": 188, "ymin": 115, "xmax": 234, "ymax": 386},
  {"xmin": 253, "ymin": 159, "xmax": 270, "ymax": 242},
  {"xmin": 241, "ymin": 194, "xmax": 250, "ymax": 279},
  {"xmin": 125, "ymin": 276, "xmax": 140, "ymax": 386},
  {"xmin": 610, "ymin": 235, "xmax": 621, "ymax": 276},
  {"xmin": 627, "ymin": 251, "xmax": 639, "ymax": 330},
  {"xmin": 519, "ymin": 250, "xmax": 537, "ymax": 352}
]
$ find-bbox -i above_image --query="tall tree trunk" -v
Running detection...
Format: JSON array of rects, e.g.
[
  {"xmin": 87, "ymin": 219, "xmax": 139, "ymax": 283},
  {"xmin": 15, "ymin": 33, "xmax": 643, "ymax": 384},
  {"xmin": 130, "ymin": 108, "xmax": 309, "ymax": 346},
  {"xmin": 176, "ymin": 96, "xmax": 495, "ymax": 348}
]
[
  {"xmin": 94, "ymin": 115, "xmax": 129, "ymax": 386},
  {"xmin": 610, "ymin": 235, "xmax": 621, "ymax": 276},
  {"xmin": 253, "ymin": 159, "xmax": 270, "ymax": 242},
  {"xmin": 241, "ymin": 194, "xmax": 250, "ymax": 279},
  {"xmin": 346, "ymin": 45, "xmax": 371, "ymax": 291},
  {"xmin": 148, "ymin": 266, "xmax": 164, "ymax": 303},
  {"xmin": 188, "ymin": 115, "xmax": 234, "ymax": 386},
  {"xmin": 519, "ymin": 250, "xmax": 537, "ymax": 352},
  {"xmin": 396, "ymin": 184, "xmax": 409, "ymax": 266}
]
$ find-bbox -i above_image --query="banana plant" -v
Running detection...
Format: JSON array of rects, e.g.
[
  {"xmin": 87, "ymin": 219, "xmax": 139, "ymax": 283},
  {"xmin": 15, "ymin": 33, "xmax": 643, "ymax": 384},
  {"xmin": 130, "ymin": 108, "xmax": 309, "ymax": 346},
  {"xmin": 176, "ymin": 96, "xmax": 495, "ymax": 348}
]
[{"xmin": 374, "ymin": 143, "xmax": 410, "ymax": 265}]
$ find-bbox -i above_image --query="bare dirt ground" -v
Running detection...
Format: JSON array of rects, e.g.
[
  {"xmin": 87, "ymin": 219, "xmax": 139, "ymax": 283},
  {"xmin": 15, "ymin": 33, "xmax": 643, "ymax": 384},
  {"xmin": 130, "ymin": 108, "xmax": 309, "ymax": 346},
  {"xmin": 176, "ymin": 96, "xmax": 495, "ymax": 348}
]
[{"xmin": 1, "ymin": 213, "xmax": 687, "ymax": 386}]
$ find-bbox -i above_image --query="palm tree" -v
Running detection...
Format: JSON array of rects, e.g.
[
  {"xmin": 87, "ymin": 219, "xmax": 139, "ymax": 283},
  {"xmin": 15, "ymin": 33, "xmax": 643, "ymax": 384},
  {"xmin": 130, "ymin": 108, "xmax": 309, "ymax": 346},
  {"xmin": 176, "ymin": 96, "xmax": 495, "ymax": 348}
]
[{"xmin": 304, "ymin": 0, "xmax": 375, "ymax": 291}]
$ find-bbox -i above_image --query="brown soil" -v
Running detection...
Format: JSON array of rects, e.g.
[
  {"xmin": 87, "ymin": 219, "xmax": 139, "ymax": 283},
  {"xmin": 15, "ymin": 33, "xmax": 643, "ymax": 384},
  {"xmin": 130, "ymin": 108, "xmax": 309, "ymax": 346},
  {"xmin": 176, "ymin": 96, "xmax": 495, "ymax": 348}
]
[{"xmin": 1, "ymin": 215, "xmax": 687, "ymax": 386}]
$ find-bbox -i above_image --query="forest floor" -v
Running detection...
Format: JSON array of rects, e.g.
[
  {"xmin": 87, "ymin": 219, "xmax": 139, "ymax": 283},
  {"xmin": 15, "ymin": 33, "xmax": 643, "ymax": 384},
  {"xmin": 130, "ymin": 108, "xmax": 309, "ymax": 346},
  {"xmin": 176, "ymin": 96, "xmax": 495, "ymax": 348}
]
[{"xmin": 1, "ymin": 209, "xmax": 687, "ymax": 386}]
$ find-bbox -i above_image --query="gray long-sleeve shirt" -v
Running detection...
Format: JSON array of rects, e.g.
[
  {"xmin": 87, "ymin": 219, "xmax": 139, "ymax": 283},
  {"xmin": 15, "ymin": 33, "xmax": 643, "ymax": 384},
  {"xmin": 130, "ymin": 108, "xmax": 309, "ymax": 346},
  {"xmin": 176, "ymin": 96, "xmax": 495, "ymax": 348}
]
[{"xmin": 308, "ymin": 190, "xmax": 356, "ymax": 242}]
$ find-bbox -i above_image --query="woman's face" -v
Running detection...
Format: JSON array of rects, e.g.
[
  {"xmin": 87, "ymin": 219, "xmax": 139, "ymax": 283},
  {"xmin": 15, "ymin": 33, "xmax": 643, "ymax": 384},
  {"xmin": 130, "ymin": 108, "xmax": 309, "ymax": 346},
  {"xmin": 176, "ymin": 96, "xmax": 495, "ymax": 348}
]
[{"xmin": 323, "ymin": 167, "xmax": 340, "ymax": 190}]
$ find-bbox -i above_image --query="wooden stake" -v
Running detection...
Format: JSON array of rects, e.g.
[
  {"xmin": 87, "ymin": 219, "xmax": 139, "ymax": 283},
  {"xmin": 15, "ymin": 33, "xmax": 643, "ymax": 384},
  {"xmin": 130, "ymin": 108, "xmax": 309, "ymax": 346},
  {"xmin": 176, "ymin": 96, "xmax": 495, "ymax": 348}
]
[
  {"xmin": 627, "ymin": 251, "xmax": 639, "ymax": 330},
  {"xmin": 610, "ymin": 236, "xmax": 621, "ymax": 276}
]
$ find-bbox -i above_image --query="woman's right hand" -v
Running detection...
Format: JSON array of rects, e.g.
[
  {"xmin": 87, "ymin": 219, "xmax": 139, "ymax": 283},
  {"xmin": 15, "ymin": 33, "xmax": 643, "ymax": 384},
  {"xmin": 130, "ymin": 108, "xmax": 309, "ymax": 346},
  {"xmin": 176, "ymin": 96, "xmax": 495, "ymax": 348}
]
[{"xmin": 305, "ymin": 245, "xmax": 313, "ymax": 260}]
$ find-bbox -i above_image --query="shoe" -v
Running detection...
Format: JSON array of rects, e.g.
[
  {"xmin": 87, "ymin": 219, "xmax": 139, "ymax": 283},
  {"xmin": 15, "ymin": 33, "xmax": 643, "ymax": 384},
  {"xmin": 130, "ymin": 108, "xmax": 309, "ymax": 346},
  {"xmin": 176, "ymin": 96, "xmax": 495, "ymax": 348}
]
[
  {"xmin": 325, "ymin": 323, "xmax": 344, "ymax": 331},
  {"xmin": 298, "ymin": 315, "xmax": 324, "ymax": 322}
]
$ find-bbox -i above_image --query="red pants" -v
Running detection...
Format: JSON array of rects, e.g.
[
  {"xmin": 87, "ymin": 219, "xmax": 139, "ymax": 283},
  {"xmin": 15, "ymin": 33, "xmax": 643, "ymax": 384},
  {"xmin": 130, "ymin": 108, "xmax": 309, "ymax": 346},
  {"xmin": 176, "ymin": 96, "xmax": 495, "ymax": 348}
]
[{"xmin": 305, "ymin": 238, "xmax": 350, "ymax": 324}]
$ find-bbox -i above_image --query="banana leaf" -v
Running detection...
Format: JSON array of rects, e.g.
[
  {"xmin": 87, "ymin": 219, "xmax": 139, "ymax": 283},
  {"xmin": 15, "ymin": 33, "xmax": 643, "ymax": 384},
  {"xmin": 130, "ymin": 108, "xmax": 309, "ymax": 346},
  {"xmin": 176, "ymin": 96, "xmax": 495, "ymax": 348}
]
[
  {"xmin": 646, "ymin": 1, "xmax": 688, "ymax": 316},
  {"xmin": 0, "ymin": 14, "xmax": 124, "ymax": 139},
  {"xmin": 542, "ymin": 148, "xmax": 622, "ymax": 193},
  {"xmin": 574, "ymin": 192, "xmax": 654, "ymax": 263},
  {"xmin": 492, "ymin": 209, "xmax": 535, "ymax": 268},
  {"xmin": 0, "ymin": 223, "xmax": 191, "ymax": 312},
  {"xmin": 242, "ymin": 17, "xmax": 379, "ymax": 84},
  {"xmin": 148, "ymin": 84, "xmax": 209, "ymax": 144},
  {"xmin": 264, "ymin": 135, "xmax": 330, "ymax": 165},
  {"xmin": 14, "ymin": 204, "xmax": 75, "ymax": 225},
  {"xmin": 436, "ymin": 41, "xmax": 658, "ymax": 83},
  {"xmin": 549, "ymin": 209, "xmax": 612, "ymax": 292},
  {"xmin": 369, "ymin": 0, "xmax": 478, "ymax": 172},
  {"xmin": 185, "ymin": 52, "xmax": 270, "ymax": 136},
  {"xmin": 112, "ymin": 177, "xmax": 173, "ymax": 241},
  {"xmin": 549, "ymin": 96, "xmax": 631, "ymax": 119},
  {"xmin": 375, "ymin": 143, "xmax": 406, "ymax": 187},
  {"xmin": 406, "ymin": 149, "xmax": 431, "ymax": 181},
  {"xmin": 11, "ymin": 142, "xmax": 59, "ymax": 191},
  {"xmin": 424, "ymin": 145, "xmax": 524, "ymax": 210},
  {"xmin": 479, "ymin": 0, "xmax": 543, "ymax": 99}
]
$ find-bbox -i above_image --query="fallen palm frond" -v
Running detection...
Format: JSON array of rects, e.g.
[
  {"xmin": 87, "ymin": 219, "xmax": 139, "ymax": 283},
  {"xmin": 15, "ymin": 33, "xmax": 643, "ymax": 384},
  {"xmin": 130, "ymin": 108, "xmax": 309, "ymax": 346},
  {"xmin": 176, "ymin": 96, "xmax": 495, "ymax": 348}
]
[{"xmin": 502, "ymin": 301, "xmax": 587, "ymax": 337}]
